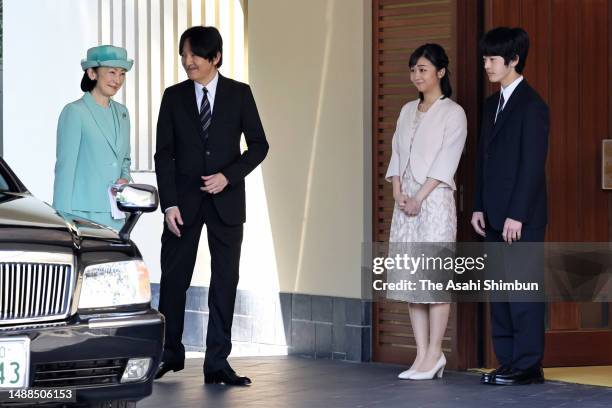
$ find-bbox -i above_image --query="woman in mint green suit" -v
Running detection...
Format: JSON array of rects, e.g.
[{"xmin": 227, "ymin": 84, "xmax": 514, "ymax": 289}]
[{"xmin": 53, "ymin": 45, "xmax": 134, "ymax": 230}]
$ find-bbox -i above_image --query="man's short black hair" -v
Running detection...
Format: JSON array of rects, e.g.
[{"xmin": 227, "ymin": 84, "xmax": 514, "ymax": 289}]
[
  {"xmin": 479, "ymin": 27, "xmax": 529, "ymax": 74},
  {"xmin": 179, "ymin": 26, "xmax": 223, "ymax": 68}
]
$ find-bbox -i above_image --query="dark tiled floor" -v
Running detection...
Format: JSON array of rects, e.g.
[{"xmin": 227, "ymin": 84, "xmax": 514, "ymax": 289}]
[{"xmin": 140, "ymin": 356, "xmax": 612, "ymax": 408}]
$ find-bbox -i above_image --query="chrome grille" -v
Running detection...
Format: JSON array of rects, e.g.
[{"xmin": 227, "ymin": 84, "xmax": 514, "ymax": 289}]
[{"xmin": 0, "ymin": 252, "xmax": 74, "ymax": 324}]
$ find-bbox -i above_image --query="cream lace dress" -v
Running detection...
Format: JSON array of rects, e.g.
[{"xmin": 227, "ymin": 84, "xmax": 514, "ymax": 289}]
[{"xmin": 387, "ymin": 109, "xmax": 456, "ymax": 303}]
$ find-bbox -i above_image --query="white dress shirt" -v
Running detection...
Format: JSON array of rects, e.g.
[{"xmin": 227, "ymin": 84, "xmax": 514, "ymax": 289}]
[
  {"xmin": 195, "ymin": 71, "xmax": 219, "ymax": 113},
  {"xmin": 495, "ymin": 75, "xmax": 523, "ymax": 122}
]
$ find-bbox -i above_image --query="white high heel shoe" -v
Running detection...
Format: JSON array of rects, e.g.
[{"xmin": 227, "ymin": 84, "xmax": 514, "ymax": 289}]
[
  {"xmin": 397, "ymin": 368, "xmax": 416, "ymax": 379},
  {"xmin": 408, "ymin": 354, "xmax": 446, "ymax": 380}
]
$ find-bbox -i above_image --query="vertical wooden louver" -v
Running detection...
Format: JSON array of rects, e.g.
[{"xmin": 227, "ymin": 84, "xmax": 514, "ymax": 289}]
[
  {"xmin": 372, "ymin": 0, "xmax": 460, "ymax": 366},
  {"xmin": 373, "ymin": 0, "xmax": 456, "ymax": 242}
]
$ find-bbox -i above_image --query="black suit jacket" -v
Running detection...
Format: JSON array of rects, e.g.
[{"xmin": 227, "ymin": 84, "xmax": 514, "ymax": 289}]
[
  {"xmin": 154, "ymin": 75, "xmax": 269, "ymax": 226},
  {"xmin": 473, "ymin": 80, "xmax": 549, "ymax": 231}
]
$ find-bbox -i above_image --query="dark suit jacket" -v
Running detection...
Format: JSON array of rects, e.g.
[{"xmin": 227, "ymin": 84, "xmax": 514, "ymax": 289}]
[
  {"xmin": 473, "ymin": 80, "xmax": 549, "ymax": 231},
  {"xmin": 154, "ymin": 74, "xmax": 269, "ymax": 226}
]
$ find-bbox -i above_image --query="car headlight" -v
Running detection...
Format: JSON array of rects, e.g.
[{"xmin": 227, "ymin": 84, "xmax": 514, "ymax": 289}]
[{"xmin": 79, "ymin": 260, "xmax": 151, "ymax": 309}]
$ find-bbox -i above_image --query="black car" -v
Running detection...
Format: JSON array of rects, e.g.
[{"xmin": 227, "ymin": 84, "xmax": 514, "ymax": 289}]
[{"xmin": 0, "ymin": 157, "xmax": 164, "ymax": 407}]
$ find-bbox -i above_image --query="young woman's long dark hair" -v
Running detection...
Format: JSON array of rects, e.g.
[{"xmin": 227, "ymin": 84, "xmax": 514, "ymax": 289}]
[{"xmin": 409, "ymin": 44, "xmax": 452, "ymax": 100}]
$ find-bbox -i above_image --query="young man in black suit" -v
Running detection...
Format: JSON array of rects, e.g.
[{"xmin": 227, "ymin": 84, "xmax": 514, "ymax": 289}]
[
  {"xmin": 154, "ymin": 26, "xmax": 268, "ymax": 385},
  {"xmin": 471, "ymin": 27, "xmax": 549, "ymax": 385}
]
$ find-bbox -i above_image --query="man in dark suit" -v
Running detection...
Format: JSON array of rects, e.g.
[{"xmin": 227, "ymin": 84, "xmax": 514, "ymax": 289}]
[
  {"xmin": 154, "ymin": 26, "xmax": 268, "ymax": 386},
  {"xmin": 471, "ymin": 27, "xmax": 549, "ymax": 385}
]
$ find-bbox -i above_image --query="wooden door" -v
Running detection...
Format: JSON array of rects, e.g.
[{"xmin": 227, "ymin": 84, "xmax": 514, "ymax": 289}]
[{"xmin": 483, "ymin": 0, "xmax": 612, "ymax": 367}]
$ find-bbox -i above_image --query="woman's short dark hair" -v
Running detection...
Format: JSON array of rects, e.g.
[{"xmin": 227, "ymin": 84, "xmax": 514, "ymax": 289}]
[
  {"xmin": 80, "ymin": 69, "xmax": 97, "ymax": 92},
  {"xmin": 479, "ymin": 27, "xmax": 529, "ymax": 74},
  {"xmin": 179, "ymin": 26, "xmax": 223, "ymax": 68},
  {"xmin": 409, "ymin": 43, "xmax": 452, "ymax": 100}
]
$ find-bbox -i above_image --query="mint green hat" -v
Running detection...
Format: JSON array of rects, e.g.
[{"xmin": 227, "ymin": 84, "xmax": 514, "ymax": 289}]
[{"xmin": 81, "ymin": 45, "xmax": 133, "ymax": 71}]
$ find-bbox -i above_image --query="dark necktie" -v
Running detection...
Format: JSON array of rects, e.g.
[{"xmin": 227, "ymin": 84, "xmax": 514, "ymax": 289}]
[
  {"xmin": 199, "ymin": 87, "xmax": 211, "ymax": 140},
  {"xmin": 495, "ymin": 92, "xmax": 505, "ymax": 124}
]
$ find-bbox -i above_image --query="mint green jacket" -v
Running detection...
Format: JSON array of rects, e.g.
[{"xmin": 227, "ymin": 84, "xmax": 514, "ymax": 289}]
[{"xmin": 53, "ymin": 93, "xmax": 131, "ymax": 213}]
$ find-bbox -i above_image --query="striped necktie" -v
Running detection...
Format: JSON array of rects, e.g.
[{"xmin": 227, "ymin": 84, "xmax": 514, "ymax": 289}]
[
  {"xmin": 199, "ymin": 87, "xmax": 211, "ymax": 140},
  {"xmin": 494, "ymin": 92, "xmax": 505, "ymax": 124}
]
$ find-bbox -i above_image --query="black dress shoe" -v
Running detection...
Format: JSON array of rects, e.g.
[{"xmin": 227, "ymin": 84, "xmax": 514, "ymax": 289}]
[
  {"xmin": 155, "ymin": 361, "xmax": 185, "ymax": 379},
  {"xmin": 492, "ymin": 366, "xmax": 544, "ymax": 385},
  {"xmin": 481, "ymin": 365, "xmax": 511, "ymax": 384},
  {"xmin": 204, "ymin": 368, "xmax": 252, "ymax": 386}
]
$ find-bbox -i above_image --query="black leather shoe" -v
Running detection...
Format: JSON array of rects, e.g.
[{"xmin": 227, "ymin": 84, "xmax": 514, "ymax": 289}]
[
  {"xmin": 492, "ymin": 366, "xmax": 544, "ymax": 385},
  {"xmin": 481, "ymin": 365, "xmax": 511, "ymax": 384},
  {"xmin": 204, "ymin": 368, "xmax": 252, "ymax": 386},
  {"xmin": 155, "ymin": 361, "xmax": 185, "ymax": 379}
]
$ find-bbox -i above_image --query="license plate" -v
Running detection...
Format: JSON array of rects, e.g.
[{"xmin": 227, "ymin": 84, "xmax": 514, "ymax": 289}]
[{"xmin": 0, "ymin": 337, "xmax": 30, "ymax": 389}]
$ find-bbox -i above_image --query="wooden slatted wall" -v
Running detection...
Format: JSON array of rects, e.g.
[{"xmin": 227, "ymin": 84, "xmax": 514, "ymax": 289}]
[
  {"xmin": 373, "ymin": 0, "xmax": 456, "ymax": 243},
  {"xmin": 372, "ymin": 0, "xmax": 460, "ymax": 367}
]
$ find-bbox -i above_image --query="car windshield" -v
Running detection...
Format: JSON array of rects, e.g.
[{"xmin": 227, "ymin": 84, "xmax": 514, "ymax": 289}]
[
  {"xmin": 0, "ymin": 173, "xmax": 12, "ymax": 192},
  {"xmin": 0, "ymin": 158, "xmax": 24, "ymax": 193}
]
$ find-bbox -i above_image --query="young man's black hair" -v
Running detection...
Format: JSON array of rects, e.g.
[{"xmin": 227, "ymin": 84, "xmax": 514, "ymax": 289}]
[{"xmin": 479, "ymin": 27, "xmax": 529, "ymax": 74}]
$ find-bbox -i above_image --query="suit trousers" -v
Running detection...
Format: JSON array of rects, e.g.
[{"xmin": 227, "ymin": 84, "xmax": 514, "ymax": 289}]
[
  {"xmin": 158, "ymin": 193, "xmax": 243, "ymax": 374},
  {"xmin": 484, "ymin": 223, "xmax": 546, "ymax": 370}
]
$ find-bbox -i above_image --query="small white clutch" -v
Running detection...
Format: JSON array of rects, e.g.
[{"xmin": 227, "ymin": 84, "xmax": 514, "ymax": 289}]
[{"xmin": 108, "ymin": 184, "xmax": 126, "ymax": 220}]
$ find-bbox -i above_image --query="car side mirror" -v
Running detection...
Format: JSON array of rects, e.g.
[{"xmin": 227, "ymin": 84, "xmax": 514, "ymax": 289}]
[
  {"xmin": 116, "ymin": 184, "xmax": 159, "ymax": 242},
  {"xmin": 116, "ymin": 184, "xmax": 159, "ymax": 213}
]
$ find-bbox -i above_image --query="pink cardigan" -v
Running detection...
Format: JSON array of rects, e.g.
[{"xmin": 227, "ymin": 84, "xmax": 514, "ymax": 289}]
[{"xmin": 385, "ymin": 97, "xmax": 467, "ymax": 190}]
